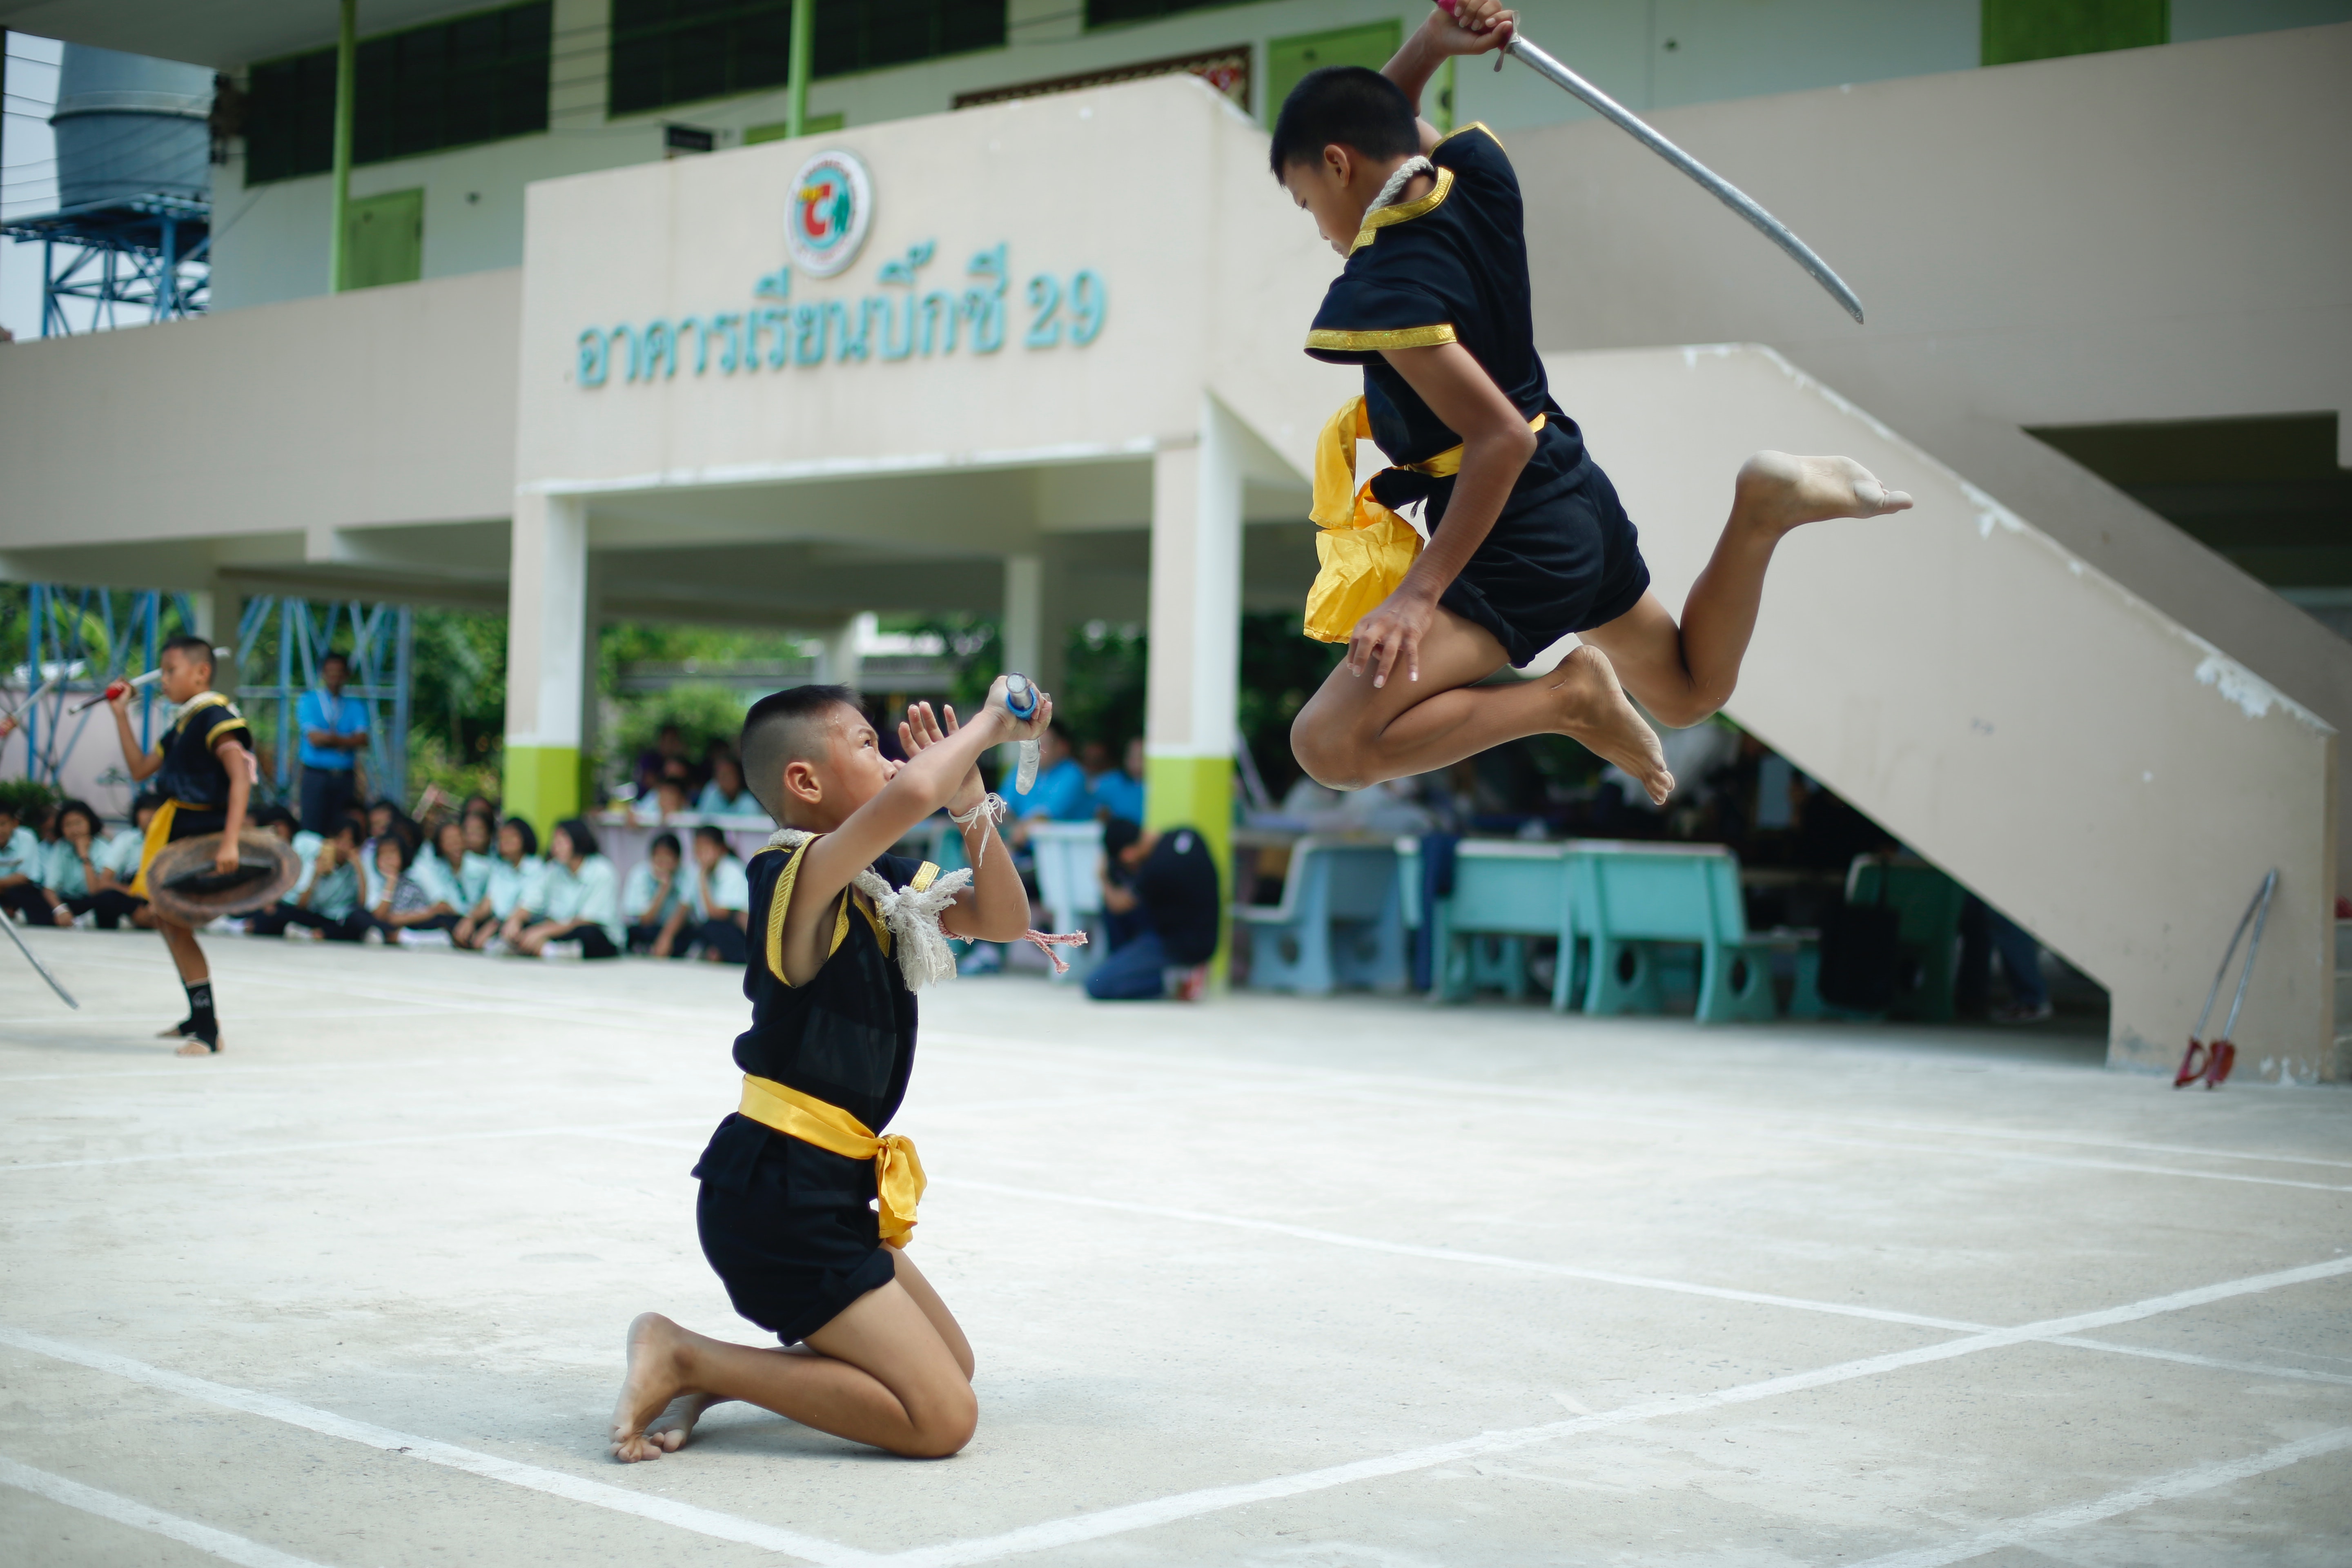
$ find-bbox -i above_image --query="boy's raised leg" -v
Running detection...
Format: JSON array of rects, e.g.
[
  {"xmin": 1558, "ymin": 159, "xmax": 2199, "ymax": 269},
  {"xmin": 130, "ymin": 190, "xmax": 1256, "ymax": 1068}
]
[
  {"xmin": 1291, "ymin": 606, "xmax": 1673, "ymax": 802},
  {"xmin": 612, "ymin": 1280, "xmax": 976, "ymax": 1461},
  {"xmin": 1583, "ymin": 452, "xmax": 1911, "ymax": 728}
]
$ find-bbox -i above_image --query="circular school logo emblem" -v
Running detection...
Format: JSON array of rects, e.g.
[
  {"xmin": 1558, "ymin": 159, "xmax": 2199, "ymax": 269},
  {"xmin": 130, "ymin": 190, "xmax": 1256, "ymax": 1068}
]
[{"xmin": 785, "ymin": 149, "xmax": 872, "ymax": 278}]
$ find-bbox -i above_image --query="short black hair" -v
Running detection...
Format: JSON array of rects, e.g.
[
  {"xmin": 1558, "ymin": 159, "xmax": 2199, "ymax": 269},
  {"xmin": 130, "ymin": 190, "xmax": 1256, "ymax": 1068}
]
[
  {"xmin": 501, "ymin": 815, "xmax": 539, "ymax": 857},
  {"xmin": 1103, "ymin": 815, "xmax": 1143, "ymax": 860},
  {"xmin": 320, "ymin": 651, "xmax": 349, "ymax": 668},
  {"xmin": 132, "ymin": 790, "xmax": 166, "ymax": 817},
  {"xmin": 650, "ymin": 831, "xmax": 682, "ymax": 859},
  {"xmin": 376, "ymin": 831, "xmax": 414, "ymax": 871},
  {"xmin": 553, "ymin": 815, "xmax": 600, "ymax": 861},
  {"xmin": 740, "ymin": 684, "xmax": 861, "ymax": 820},
  {"xmin": 160, "ymin": 633, "xmax": 215, "ymax": 671},
  {"xmin": 251, "ymin": 803, "xmax": 294, "ymax": 829},
  {"xmin": 693, "ymin": 824, "xmax": 730, "ymax": 849},
  {"xmin": 1269, "ymin": 65, "xmax": 1419, "ymax": 176},
  {"xmin": 54, "ymin": 798, "xmax": 102, "ymax": 839}
]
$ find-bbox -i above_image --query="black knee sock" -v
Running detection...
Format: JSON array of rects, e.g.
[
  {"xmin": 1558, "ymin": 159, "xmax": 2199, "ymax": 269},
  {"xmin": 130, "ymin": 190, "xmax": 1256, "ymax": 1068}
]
[{"xmin": 182, "ymin": 980, "xmax": 217, "ymax": 1046}]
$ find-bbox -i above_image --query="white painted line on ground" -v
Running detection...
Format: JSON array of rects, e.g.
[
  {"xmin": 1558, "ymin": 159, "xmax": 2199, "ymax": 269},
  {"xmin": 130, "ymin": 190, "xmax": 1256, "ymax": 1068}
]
[
  {"xmin": 872, "ymin": 1255, "xmax": 2352, "ymax": 1567},
  {"xmin": 0, "ymin": 1453, "xmax": 335, "ymax": 1568},
  {"xmin": 8, "ymin": 1256, "xmax": 2345, "ymax": 1568},
  {"xmin": 0, "ymin": 1118, "xmax": 713, "ymax": 1172},
  {"xmin": 922, "ymin": 1029, "xmax": 2352, "ymax": 1173},
  {"xmin": 0, "ymin": 1328, "xmax": 873, "ymax": 1568},
  {"xmin": 1849, "ymin": 1426, "xmax": 2352, "ymax": 1568},
  {"xmin": 951, "ymin": 1178, "xmax": 1985, "ymax": 1332},
  {"xmin": 2049, "ymin": 1336, "xmax": 2352, "ymax": 1387}
]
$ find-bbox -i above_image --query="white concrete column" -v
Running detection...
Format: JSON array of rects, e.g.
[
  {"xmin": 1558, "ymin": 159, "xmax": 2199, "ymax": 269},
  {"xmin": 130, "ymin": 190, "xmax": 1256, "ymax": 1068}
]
[
  {"xmin": 1145, "ymin": 394, "xmax": 1244, "ymax": 777},
  {"xmin": 1143, "ymin": 394, "xmax": 1245, "ymax": 964},
  {"xmin": 1002, "ymin": 554, "xmax": 1044, "ymax": 681},
  {"xmin": 503, "ymin": 489, "xmax": 588, "ymax": 830},
  {"xmin": 820, "ymin": 612, "xmax": 872, "ymax": 689}
]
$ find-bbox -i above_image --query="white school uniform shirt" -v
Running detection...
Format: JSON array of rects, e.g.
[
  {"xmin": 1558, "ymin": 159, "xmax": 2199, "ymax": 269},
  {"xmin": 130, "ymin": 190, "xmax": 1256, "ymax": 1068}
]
[
  {"xmin": 302, "ymin": 855, "xmax": 362, "ymax": 920},
  {"xmin": 621, "ymin": 859, "xmax": 687, "ymax": 925},
  {"xmin": 690, "ymin": 855, "xmax": 751, "ymax": 921},
  {"xmin": 486, "ymin": 853, "xmax": 546, "ymax": 919},
  {"xmin": 537, "ymin": 854, "xmax": 624, "ymax": 945},
  {"xmin": 42, "ymin": 837, "xmax": 97, "ymax": 898},
  {"xmin": 100, "ymin": 827, "xmax": 148, "ymax": 881},
  {"xmin": 0, "ymin": 825, "xmax": 41, "ymax": 882}
]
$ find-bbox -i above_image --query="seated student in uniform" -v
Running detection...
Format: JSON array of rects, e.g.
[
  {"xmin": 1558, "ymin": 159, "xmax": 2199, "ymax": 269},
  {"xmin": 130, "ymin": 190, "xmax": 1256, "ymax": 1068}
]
[
  {"xmin": 363, "ymin": 829, "xmax": 444, "ymax": 943},
  {"xmin": 682, "ymin": 823, "xmax": 751, "ymax": 964},
  {"xmin": 0, "ymin": 797, "xmax": 49, "ymax": 925},
  {"xmin": 250, "ymin": 812, "xmax": 371, "ymax": 941},
  {"xmin": 94, "ymin": 793, "xmax": 163, "ymax": 929},
  {"xmin": 24, "ymin": 797, "xmax": 98, "ymax": 927},
  {"xmin": 1089, "ymin": 736, "xmax": 1146, "ymax": 825},
  {"xmin": 416, "ymin": 817, "xmax": 489, "ymax": 931},
  {"xmin": 695, "ymin": 751, "xmax": 764, "ymax": 818},
  {"xmin": 624, "ymin": 831, "xmax": 690, "ymax": 956},
  {"xmin": 1086, "ymin": 821, "xmax": 1221, "ymax": 1002},
  {"xmin": 506, "ymin": 817, "xmax": 624, "ymax": 959},
  {"xmin": 1270, "ymin": 16, "xmax": 1908, "ymax": 810},
  {"xmin": 458, "ymin": 816, "xmax": 544, "ymax": 951},
  {"xmin": 608, "ymin": 679, "xmax": 1048, "ymax": 1464}
]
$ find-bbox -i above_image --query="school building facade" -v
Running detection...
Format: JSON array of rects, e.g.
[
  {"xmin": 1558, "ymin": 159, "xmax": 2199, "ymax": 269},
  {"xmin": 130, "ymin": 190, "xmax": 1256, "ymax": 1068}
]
[{"xmin": 2, "ymin": 5, "xmax": 2351, "ymax": 1078}]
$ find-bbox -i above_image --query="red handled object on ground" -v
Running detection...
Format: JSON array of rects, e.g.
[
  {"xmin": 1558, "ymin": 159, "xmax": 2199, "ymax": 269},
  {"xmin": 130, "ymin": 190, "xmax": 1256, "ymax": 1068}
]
[{"xmin": 2176, "ymin": 869, "xmax": 2277, "ymax": 1089}]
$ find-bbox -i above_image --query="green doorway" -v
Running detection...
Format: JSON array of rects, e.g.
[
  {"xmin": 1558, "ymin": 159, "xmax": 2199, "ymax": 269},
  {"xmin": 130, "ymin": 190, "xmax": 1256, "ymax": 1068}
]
[
  {"xmin": 1265, "ymin": 20, "xmax": 1401, "ymax": 120},
  {"xmin": 342, "ymin": 188, "xmax": 424, "ymax": 291}
]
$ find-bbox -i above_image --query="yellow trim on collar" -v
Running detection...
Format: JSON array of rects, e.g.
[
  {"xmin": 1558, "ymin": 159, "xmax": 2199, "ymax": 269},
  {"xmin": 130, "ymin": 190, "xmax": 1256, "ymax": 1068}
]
[
  {"xmin": 1305, "ymin": 324, "xmax": 1458, "ymax": 352},
  {"xmin": 760, "ymin": 837, "xmax": 909, "ymax": 982},
  {"xmin": 1435, "ymin": 120, "xmax": 1502, "ymax": 151},
  {"xmin": 1349, "ymin": 165, "xmax": 1454, "ymax": 254}
]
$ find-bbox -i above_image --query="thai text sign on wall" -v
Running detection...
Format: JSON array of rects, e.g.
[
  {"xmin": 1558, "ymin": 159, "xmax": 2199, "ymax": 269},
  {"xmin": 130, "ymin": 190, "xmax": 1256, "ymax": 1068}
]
[{"xmin": 574, "ymin": 148, "xmax": 1107, "ymax": 388}]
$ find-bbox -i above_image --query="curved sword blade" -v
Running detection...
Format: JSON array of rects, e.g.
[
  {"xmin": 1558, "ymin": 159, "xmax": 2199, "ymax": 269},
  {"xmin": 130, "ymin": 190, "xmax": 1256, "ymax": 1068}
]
[
  {"xmin": 0, "ymin": 916, "xmax": 79, "ymax": 1010},
  {"xmin": 1501, "ymin": 33, "xmax": 1866, "ymax": 323}
]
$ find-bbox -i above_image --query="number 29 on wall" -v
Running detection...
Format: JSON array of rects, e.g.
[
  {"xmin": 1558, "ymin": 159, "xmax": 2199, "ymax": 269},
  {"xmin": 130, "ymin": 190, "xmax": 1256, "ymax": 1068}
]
[{"xmin": 1025, "ymin": 270, "xmax": 1107, "ymax": 349}]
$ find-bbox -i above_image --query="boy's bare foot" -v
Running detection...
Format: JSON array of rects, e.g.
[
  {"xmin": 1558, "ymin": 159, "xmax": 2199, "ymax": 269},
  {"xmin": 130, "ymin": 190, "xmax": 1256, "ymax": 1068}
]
[
  {"xmin": 1735, "ymin": 452, "xmax": 1914, "ymax": 534},
  {"xmin": 643, "ymin": 1392, "xmax": 728, "ymax": 1454},
  {"xmin": 172, "ymin": 1037, "xmax": 221, "ymax": 1056},
  {"xmin": 612, "ymin": 1312, "xmax": 694, "ymax": 1462},
  {"xmin": 1550, "ymin": 645, "xmax": 1674, "ymax": 804}
]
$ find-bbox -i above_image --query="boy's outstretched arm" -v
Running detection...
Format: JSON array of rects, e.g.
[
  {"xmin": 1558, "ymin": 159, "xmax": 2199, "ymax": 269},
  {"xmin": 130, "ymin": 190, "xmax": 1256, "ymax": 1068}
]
[
  {"xmin": 898, "ymin": 701, "xmax": 1035, "ymax": 943},
  {"xmin": 792, "ymin": 679, "xmax": 1046, "ymax": 947},
  {"xmin": 1384, "ymin": 1, "xmax": 1516, "ymax": 151},
  {"xmin": 1347, "ymin": 341, "xmax": 1537, "ymax": 688}
]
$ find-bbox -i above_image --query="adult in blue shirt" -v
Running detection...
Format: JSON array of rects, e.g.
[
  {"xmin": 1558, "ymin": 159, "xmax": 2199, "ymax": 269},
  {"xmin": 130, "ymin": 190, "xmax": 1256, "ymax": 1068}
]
[
  {"xmin": 1011, "ymin": 727, "xmax": 1093, "ymax": 825},
  {"xmin": 298, "ymin": 653, "xmax": 370, "ymax": 833},
  {"xmin": 1090, "ymin": 735, "xmax": 1147, "ymax": 824}
]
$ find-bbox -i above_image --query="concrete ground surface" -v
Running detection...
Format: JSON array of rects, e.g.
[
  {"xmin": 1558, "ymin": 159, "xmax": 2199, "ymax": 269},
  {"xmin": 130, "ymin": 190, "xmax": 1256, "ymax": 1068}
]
[{"xmin": 1, "ymin": 927, "xmax": 2347, "ymax": 1568}]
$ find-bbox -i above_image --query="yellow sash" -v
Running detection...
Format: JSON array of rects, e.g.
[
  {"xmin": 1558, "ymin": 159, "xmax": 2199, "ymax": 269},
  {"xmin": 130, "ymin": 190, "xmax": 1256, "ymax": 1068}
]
[
  {"xmin": 127, "ymin": 799, "xmax": 178, "ymax": 898},
  {"xmin": 738, "ymin": 1074, "xmax": 927, "ymax": 1247},
  {"xmin": 1303, "ymin": 395, "xmax": 1545, "ymax": 644}
]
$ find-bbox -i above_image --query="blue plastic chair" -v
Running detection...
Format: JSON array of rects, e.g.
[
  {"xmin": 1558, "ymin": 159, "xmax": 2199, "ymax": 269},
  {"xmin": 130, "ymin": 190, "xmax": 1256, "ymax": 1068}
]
[
  {"xmin": 1397, "ymin": 839, "xmax": 1576, "ymax": 1005},
  {"xmin": 1235, "ymin": 837, "xmax": 1407, "ymax": 994},
  {"xmin": 1564, "ymin": 841, "xmax": 1794, "ymax": 1022}
]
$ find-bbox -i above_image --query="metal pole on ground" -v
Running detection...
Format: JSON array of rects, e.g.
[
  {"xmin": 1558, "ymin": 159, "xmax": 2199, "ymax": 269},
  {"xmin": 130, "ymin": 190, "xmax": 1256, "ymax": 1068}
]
[{"xmin": 328, "ymin": 0, "xmax": 356, "ymax": 293}]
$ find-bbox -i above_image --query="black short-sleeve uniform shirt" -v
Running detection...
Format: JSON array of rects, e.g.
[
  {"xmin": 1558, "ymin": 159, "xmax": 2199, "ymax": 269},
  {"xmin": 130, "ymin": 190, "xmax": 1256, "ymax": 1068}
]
[
  {"xmin": 1303, "ymin": 125, "xmax": 1650, "ymax": 664},
  {"xmin": 691, "ymin": 841, "xmax": 926, "ymax": 1344},
  {"xmin": 156, "ymin": 693, "xmax": 248, "ymax": 839}
]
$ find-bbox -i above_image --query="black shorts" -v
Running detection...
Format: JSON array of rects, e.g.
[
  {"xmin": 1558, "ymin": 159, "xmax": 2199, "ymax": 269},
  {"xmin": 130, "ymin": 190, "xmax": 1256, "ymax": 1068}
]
[
  {"xmin": 1416, "ymin": 428, "xmax": 1651, "ymax": 667},
  {"xmin": 692, "ymin": 1114, "xmax": 896, "ymax": 1346},
  {"xmin": 166, "ymin": 806, "xmax": 227, "ymax": 842}
]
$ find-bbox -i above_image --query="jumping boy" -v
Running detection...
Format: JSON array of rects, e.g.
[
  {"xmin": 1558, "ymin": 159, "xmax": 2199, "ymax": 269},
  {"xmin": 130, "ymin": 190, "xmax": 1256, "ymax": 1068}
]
[
  {"xmin": 1275, "ymin": 4, "xmax": 1911, "ymax": 802},
  {"xmin": 110, "ymin": 635, "xmax": 252, "ymax": 1054},
  {"xmin": 609, "ymin": 680, "xmax": 1048, "ymax": 1462}
]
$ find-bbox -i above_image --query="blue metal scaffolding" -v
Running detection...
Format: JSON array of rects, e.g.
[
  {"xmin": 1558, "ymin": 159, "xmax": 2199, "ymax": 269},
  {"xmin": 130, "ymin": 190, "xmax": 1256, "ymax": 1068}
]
[
  {"xmin": 7, "ymin": 585, "xmax": 193, "ymax": 792},
  {"xmin": 234, "ymin": 597, "xmax": 413, "ymax": 808},
  {"xmin": 0, "ymin": 193, "xmax": 209, "ymax": 336}
]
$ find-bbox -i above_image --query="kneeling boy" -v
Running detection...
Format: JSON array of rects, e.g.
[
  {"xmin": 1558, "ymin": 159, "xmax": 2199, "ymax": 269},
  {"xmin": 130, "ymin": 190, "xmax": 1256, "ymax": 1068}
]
[{"xmin": 611, "ymin": 680, "xmax": 1047, "ymax": 1461}]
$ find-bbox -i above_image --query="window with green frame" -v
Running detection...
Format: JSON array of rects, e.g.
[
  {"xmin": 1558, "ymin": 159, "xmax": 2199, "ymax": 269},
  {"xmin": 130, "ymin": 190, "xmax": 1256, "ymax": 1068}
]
[
  {"xmin": 609, "ymin": 0, "xmax": 1006, "ymax": 118},
  {"xmin": 1085, "ymin": 0, "xmax": 1237, "ymax": 28},
  {"xmin": 1982, "ymin": 0, "xmax": 2167, "ymax": 65},
  {"xmin": 243, "ymin": 1, "xmax": 550, "ymax": 183}
]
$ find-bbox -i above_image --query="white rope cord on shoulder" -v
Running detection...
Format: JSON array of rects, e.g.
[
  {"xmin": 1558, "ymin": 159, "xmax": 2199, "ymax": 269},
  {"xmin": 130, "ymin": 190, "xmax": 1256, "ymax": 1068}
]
[{"xmin": 1368, "ymin": 155, "xmax": 1436, "ymax": 214}]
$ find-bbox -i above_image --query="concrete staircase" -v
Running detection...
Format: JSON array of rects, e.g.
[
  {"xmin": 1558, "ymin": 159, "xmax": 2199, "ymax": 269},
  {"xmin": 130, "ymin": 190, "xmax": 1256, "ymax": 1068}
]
[{"xmin": 1545, "ymin": 343, "xmax": 2338, "ymax": 1081}]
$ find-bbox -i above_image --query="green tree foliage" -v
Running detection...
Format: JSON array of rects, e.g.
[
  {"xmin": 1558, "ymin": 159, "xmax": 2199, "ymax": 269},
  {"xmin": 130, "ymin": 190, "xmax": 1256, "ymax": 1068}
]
[
  {"xmin": 1056, "ymin": 620, "xmax": 1147, "ymax": 753},
  {"xmin": 406, "ymin": 608, "xmax": 509, "ymax": 800},
  {"xmin": 1238, "ymin": 611, "xmax": 1343, "ymax": 800}
]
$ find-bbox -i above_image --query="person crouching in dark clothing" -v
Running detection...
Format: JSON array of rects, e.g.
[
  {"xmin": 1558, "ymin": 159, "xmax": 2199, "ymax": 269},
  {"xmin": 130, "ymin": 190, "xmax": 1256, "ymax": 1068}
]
[{"xmin": 1086, "ymin": 819, "xmax": 1219, "ymax": 1002}]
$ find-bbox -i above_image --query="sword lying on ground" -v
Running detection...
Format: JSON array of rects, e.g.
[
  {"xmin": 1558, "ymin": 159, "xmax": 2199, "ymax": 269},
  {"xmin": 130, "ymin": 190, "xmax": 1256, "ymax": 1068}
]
[
  {"xmin": 1436, "ymin": 0, "xmax": 1866, "ymax": 323},
  {"xmin": 1, "ymin": 915, "xmax": 79, "ymax": 1009}
]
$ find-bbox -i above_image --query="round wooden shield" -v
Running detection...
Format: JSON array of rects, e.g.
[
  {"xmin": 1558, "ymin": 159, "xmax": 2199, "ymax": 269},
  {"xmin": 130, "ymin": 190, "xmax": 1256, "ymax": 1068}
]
[{"xmin": 145, "ymin": 830, "xmax": 301, "ymax": 925}]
